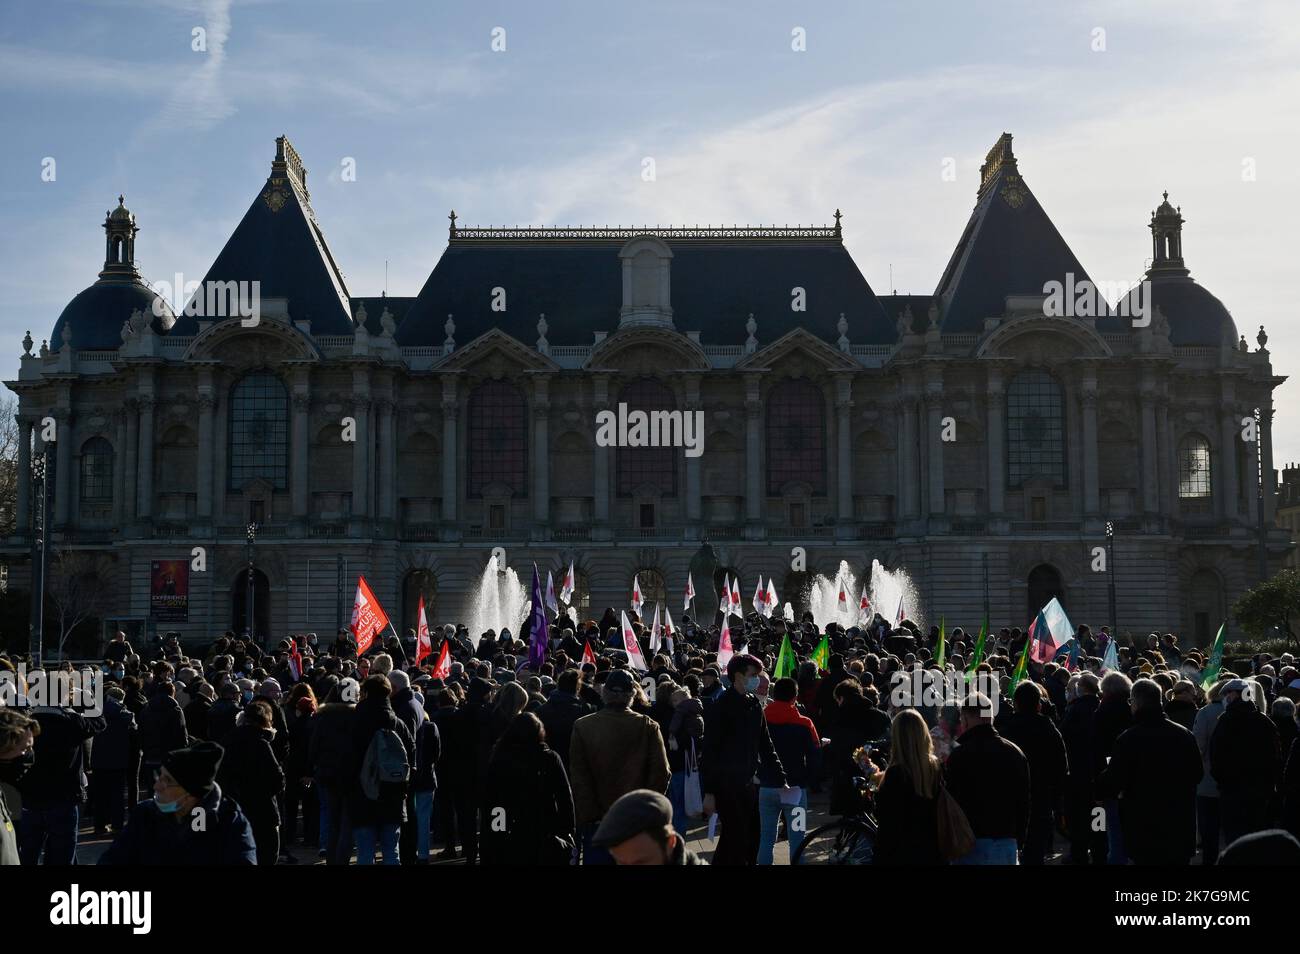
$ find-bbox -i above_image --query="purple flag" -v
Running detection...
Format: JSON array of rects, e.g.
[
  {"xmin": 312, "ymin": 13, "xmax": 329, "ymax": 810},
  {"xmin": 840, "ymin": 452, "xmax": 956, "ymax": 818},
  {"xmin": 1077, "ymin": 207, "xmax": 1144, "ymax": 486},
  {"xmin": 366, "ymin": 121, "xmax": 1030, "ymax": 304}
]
[{"xmin": 529, "ymin": 564, "xmax": 548, "ymax": 670}]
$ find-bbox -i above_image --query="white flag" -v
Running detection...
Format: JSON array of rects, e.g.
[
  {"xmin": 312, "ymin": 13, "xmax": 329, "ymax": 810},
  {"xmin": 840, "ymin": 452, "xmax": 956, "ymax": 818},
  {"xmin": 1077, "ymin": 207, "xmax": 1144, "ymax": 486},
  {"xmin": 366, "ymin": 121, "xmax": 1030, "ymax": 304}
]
[
  {"xmin": 621, "ymin": 611, "xmax": 649, "ymax": 671},
  {"xmin": 663, "ymin": 608, "xmax": 676, "ymax": 655},
  {"xmin": 649, "ymin": 604, "xmax": 662, "ymax": 654},
  {"xmin": 837, "ymin": 576, "xmax": 849, "ymax": 614},
  {"xmin": 721, "ymin": 574, "xmax": 734, "ymax": 617},
  {"xmin": 718, "ymin": 617, "xmax": 734, "ymax": 669},
  {"xmin": 684, "ymin": 572, "xmax": 696, "ymax": 613},
  {"xmin": 857, "ymin": 584, "xmax": 872, "ymax": 627},
  {"xmin": 765, "ymin": 578, "xmax": 779, "ymax": 620},
  {"xmin": 631, "ymin": 574, "xmax": 644, "ymax": 615},
  {"xmin": 752, "ymin": 576, "xmax": 766, "ymax": 616},
  {"xmin": 546, "ymin": 571, "xmax": 559, "ymax": 616},
  {"xmin": 560, "ymin": 561, "xmax": 575, "ymax": 603}
]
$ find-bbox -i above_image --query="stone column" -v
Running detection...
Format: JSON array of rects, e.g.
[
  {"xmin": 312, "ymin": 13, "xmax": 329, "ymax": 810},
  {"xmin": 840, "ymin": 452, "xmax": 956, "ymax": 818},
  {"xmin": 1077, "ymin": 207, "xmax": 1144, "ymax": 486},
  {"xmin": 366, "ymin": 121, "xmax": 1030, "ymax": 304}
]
[
  {"xmin": 1158, "ymin": 396, "xmax": 1175, "ymax": 519},
  {"xmin": 351, "ymin": 389, "xmax": 371, "ymax": 519},
  {"xmin": 137, "ymin": 397, "xmax": 154, "ymax": 521},
  {"xmin": 440, "ymin": 376, "xmax": 458, "ymax": 523},
  {"xmin": 54, "ymin": 409, "xmax": 72, "ymax": 527},
  {"xmin": 532, "ymin": 376, "xmax": 550, "ymax": 525},
  {"xmin": 900, "ymin": 393, "xmax": 920, "ymax": 518},
  {"xmin": 1263, "ymin": 405, "xmax": 1277, "ymax": 523},
  {"xmin": 836, "ymin": 375, "xmax": 854, "ymax": 521},
  {"xmin": 124, "ymin": 399, "xmax": 138, "ymax": 523},
  {"xmin": 684, "ymin": 375, "xmax": 702, "ymax": 525},
  {"xmin": 1219, "ymin": 409, "xmax": 1240, "ymax": 523},
  {"xmin": 592, "ymin": 375, "xmax": 610, "ymax": 525},
  {"xmin": 197, "ymin": 372, "xmax": 215, "ymax": 520},
  {"xmin": 986, "ymin": 368, "xmax": 1005, "ymax": 517},
  {"xmin": 16, "ymin": 417, "xmax": 31, "ymax": 532},
  {"xmin": 745, "ymin": 375, "xmax": 763, "ymax": 524},
  {"xmin": 1081, "ymin": 366, "xmax": 1100, "ymax": 518},
  {"xmin": 377, "ymin": 397, "xmax": 395, "ymax": 521},
  {"xmin": 1139, "ymin": 374, "xmax": 1158, "ymax": 515},
  {"xmin": 291, "ymin": 384, "xmax": 309, "ymax": 520},
  {"xmin": 924, "ymin": 390, "xmax": 944, "ymax": 515}
]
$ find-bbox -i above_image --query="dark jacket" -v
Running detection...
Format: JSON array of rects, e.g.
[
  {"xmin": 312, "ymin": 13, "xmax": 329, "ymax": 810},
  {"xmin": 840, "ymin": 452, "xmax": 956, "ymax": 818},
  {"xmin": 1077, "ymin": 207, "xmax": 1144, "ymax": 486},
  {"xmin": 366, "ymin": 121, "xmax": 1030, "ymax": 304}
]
[
  {"xmin": 182, "ymin": 695, "xmax": 213, "ymax": 741},
  {"xmin": 1211, "ymin": 699, "xmax": 1281, "ymax": 799},
  {"xmin": 99, "ymin": 782, "xmax": 257, "ymax": 865},
  {"xmin": 412, "ymin": 718, "xmax": 442, "ymax": 793},
  {"xmin": 308, "ymin": 702, "xmax": 355, "ymax": 784},
  {"xmin": 825, "ymin": 695, "xmax": 890, "ymax": 813},
  {"xmin": 1099, "ymin": 708, "xmax": 1203, "ymax": 863},
  {"xmin": 286, "ymin": 709, "xmax": 316, "ymax": 781},
  {"xmin": 17, "ymin": 707, "xmax": 106, "ymax": 808},
  {"xmin": 701, "ymin": 688, "xmax": 785, "ymax": 794},
  {"xmin": 1000, "ymin": 710, "xmax": 1069, "ymax": 808},
  {"xmin": 217, "ymin": 722, "xmax": 285, "ymax": 827},
  {"xmin": 391, "ymin": 686, "xmax": 424, "ymax": 742},
  {"xmin": 1165, "ymin": 697, "xmax": 1198, "ymax": 733},
  {"xmin": 873, "ymin": 764, "xmax": 944, "ymax": 866},
  {"xmin": 537, "ymin": 690, "xmax": 594, "ymax": 768},
  {"xmin": 945, "ymin": 723, "xmax": 1030, "ymax": 842},
  {"xmin": 347, "ymin": 695, "xmax": 416, "ymax": 827},
  {"xmin": 90, "ymin": 698, "xmax": 138, "ymax": 773},
  {"xmin": 1060, "ymin": 693, "xmax": 1100, "ymax": 794},
  {"xmin": 761, "ymin": 700, "xmax": 819, "ymax": 788},
  {"xmin": 481, "ymin": 742, "xmax": 575, "ymax": 865},
  {"xmin": 138, "ymin": 695, "xmax": 189, "ymax": 766},
  {"xmin": 207, "ymin": 699, "xmax": 239, "ymax": 746},
  {"xmin": 1092, "ymin": 695, "xmax": 1133, "ymax": 781}
]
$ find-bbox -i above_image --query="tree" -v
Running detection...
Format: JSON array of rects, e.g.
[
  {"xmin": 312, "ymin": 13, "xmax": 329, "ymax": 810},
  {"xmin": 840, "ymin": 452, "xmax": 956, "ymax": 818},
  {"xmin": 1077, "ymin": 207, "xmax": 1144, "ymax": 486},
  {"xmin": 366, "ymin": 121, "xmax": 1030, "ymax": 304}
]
[
  {"xmin": 45, "ymin": 550, "xmax": 113, "ymax": 661},
  {"xmin": 1232, "ymin": 569, "xmax": 1300, "ymax": 650},
  {"xmin": 0, "ymin": 394, "xmax": 18, "ymax": 536}
]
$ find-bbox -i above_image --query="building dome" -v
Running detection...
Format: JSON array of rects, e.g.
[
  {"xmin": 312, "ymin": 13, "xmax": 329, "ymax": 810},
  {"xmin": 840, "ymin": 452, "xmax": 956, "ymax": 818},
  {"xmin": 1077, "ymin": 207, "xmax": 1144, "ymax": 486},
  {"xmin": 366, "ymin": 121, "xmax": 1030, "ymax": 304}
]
[
  {"xmin": 1148, "ymin": 275, "xmax": 1236, "ymax": 347},
  {"xmin": 51, "ymin": 280, "xmax": 175, "ymax": 350},
  {"xmin": 50, "ymin": 196, "xmax": 175, "ymax": 351}
]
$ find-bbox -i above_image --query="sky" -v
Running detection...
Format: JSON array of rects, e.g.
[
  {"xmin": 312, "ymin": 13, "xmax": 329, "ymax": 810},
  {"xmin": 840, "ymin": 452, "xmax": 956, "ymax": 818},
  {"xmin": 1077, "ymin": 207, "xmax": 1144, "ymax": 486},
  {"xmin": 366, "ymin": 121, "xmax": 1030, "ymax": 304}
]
[{"xmin": 2, "ymin": 0, "xmax": 1298, "ymax": 458}]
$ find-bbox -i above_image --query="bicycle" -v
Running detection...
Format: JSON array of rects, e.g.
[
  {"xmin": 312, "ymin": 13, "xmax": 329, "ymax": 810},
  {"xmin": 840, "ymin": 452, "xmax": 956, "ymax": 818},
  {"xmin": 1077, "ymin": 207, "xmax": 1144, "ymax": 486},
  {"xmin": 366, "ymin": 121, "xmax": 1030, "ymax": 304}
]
[{"xmin": 792, "ymin": 740, "xmax": 886, "ymax": 865}]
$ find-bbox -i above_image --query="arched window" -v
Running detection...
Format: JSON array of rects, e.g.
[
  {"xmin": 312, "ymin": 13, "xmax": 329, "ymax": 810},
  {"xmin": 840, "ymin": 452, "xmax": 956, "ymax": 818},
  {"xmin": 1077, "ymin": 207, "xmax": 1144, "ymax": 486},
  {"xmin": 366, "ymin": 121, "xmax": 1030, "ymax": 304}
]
[
  {"xmin": 1007, "ymin": 371, "xmax": 1066, "ymax": 488},
  {"xmin": 616, "ymin": 378, "xmax": 677, "ymax": 496},
  {"xmin": 563, "ymin": 568, "xmax": 592, "ymax": 623},
  {"xmin": 402, "ymin": 569, "xmax": 438, "ymax": 635},
  {"xmin": 228, "ymin": 371, "xmax": 288, "ymax": 490},
  {"xmin": 766, "ymin": 379, "xmax": 826, "ymax": 495},
  {"xmin": 467, "ymin": 380, "xmax": 527, "ymax": 497},
  {"xmin": 1027, "ymin": 564, "xmax": 1064, "ymax": 621},
  {"xmin": 633, "ymin": 569, "xmax": 668, "ymax": 619},
  {"xmin": 1178, "ymin": 434, "xmax": 1213, "ymax": 498},
  {"xmin": 79, "ymin": 437, "xmax": 114, "ymax": 502}
]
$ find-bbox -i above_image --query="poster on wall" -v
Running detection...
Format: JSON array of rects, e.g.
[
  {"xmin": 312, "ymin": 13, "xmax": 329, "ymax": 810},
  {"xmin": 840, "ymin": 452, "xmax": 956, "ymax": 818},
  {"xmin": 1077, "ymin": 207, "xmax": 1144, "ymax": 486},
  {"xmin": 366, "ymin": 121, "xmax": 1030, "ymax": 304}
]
[{"xmin": 150, "ymin": 559, "xmax": 189, "ymax": 622}]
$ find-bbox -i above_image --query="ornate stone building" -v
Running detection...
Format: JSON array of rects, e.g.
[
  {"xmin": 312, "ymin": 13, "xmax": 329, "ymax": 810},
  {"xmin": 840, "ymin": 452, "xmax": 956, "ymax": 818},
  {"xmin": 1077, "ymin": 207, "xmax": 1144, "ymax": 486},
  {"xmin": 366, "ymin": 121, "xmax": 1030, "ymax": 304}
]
[{"xmin": 3, "ymin": 134, "xmax": 1289, "ymax": 650}]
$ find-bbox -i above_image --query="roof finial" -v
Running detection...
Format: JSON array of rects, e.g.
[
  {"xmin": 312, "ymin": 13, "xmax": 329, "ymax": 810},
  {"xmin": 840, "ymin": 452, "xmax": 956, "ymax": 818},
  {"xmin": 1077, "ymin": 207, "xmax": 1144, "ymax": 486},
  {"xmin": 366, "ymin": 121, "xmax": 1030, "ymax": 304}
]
[
  {"xmin": 833, "ymin": 208, "xmax": 842, "ymax": 235},
  {"xmin": 448, "ymin": 209, "xmax": 458, "ymax": 238},
  {"xmin": 118, "ymin": 194, "xmax": 125, "ymax": 206}
]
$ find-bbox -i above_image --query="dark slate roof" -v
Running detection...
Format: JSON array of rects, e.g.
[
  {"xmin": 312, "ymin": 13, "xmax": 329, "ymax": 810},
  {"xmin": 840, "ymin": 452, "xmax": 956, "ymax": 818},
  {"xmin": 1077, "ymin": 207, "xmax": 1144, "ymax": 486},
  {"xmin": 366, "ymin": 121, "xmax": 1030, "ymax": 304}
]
[
  {"xmin": 171, "ymin": 137, "xmax": 353, "ymax": 336},
  {"xmin": 396, "ymin": 228, "xmax": 894, "ymax": 347},
  {"xmin": 1148, "ymin": 275, "xmax": 1237, "ymax": 347},
  {"xmin": 52, "ymin": 279, "xmax": 174, "ymax": 351},
  {"xmin": 350, "ymin": 295, "xmax": 415, "ymax": 336},
  {"xmin": 878, "ymin": 294, "xmax": 935, "ymax": 335},
  {"xmin": 934, "ymin": 134, "xmax": 1128, "ymax": 333}
]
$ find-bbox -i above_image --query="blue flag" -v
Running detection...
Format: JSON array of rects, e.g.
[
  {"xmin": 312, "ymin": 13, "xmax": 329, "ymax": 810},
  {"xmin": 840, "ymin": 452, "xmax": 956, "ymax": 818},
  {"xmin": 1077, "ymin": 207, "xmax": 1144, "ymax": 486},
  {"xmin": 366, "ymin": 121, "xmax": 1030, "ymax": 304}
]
[{"xmin": 529, "ymin": 564, "xmax": 548, "ymax": 670}]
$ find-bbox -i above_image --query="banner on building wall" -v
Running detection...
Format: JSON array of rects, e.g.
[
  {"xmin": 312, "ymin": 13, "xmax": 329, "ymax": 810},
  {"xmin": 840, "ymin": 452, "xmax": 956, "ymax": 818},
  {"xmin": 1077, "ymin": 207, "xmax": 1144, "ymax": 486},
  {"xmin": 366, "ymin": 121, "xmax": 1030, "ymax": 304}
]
[{"xmin": 150, "ymin": 559, "xmax": 189, "ymax": 622}]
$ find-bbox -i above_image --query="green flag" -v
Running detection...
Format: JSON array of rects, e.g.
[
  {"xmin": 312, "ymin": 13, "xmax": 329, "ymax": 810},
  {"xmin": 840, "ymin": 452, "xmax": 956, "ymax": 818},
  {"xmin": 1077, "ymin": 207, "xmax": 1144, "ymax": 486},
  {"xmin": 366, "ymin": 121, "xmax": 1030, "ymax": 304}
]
[
  {"xmin": 935, "ymin": 615, "xmax": 946, "ymax": 668},
  {"xmin": 775, "ymin": 633, "xmax": 797, "ymax": 680},
  {"xmin": 1201, "ymin": 622, "xmax": 1227, "ymax": 690},
  {"xmin": 1009, "ymin": 620, "xmax": 1035, "ymax": 691},
  {"xmin": 965, "ymin": 618, "xmax": 988, "ymax": 675},
  {"xmin": 812, "ymin": 635, "xmax": 830, "ymax": 672}
]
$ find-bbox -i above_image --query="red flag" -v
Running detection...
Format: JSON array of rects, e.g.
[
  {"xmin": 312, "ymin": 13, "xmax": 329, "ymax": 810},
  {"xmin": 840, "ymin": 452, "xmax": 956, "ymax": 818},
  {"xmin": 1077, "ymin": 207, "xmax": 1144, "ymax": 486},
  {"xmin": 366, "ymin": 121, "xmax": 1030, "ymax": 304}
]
[
  {"xmin": 581, "ymin": 640, "xmax": 596, "ymax": 667},
  {"xmin": 414, "ymin": 595, "xmax": 432, "ymax": 667},
  {"xmin": 350, "ymin": 574, "xmax": 391, "ymax": 656},
  {"xmin": 430, "ymin": 640, "xmax": 451, "ymax": 680}
]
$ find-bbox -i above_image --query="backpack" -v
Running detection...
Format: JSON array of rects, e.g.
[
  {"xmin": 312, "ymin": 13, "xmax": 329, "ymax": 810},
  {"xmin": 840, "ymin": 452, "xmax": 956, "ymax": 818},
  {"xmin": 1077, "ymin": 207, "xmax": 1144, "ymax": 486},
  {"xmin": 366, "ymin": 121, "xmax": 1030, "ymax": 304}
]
[{"xmin": 361, "ymin": 726, "xmax": 409, "ymax": 801}]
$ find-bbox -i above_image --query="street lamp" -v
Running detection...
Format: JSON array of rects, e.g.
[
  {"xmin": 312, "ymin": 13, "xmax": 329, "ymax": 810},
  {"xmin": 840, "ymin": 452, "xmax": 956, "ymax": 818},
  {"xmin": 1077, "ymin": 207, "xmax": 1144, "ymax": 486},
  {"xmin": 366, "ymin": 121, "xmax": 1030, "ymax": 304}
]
[
  {"xmin": 1105, "ymin": 520, "xmax": 1117, "ymax": 638},
  {"xmin": 29, "ymin": 447, "xmax": 51, "ymax": 667},
  {"xmin": 246, "ymin": 522, "xmax": 258, "ymax": 643},
  {"xmin": 1255, "ymin": 407, "xmax": 1268, "ymax": 582}
]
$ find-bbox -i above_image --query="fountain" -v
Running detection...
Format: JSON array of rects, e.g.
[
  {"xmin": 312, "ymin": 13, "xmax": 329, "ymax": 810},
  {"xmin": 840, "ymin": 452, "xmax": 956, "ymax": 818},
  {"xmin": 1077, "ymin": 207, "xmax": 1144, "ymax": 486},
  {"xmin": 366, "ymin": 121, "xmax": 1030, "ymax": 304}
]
[
  {"xmin": 466, "ymin": 553, "xmax": 530, "ymax": 640},
  {"xmin": 804, "ymin": 558, "xmax": 923, "ymax": 633}
]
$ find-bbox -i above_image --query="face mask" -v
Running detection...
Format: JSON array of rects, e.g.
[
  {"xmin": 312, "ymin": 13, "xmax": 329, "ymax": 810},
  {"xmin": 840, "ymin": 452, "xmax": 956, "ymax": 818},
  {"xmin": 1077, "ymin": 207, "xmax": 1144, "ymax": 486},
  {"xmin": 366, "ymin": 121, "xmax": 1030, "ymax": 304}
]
[
  {"xmin": 154, "ymin": 796, "xmax": 183, "ymax": 814},
  {"xmin": 111, "ymin": 670, "xmax": 124, "ymax": 681},
  {"xmin": 745, "ymin": 676, "xmax": 761, "ymax": 693},
  {"xmin": 0, "ymin": 750, "xmax": 35, "ymax": 784},
  {"xmin": 242, "ymin": 691, "xmax": 254, "ymax": 704}
]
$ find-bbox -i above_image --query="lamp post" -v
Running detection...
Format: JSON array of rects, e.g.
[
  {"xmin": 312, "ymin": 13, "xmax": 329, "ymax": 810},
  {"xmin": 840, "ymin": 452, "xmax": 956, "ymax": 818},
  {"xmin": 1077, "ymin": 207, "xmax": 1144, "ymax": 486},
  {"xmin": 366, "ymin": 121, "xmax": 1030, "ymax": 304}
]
[
  {"xmin": 1105, "ymin": 520, "xmax": 1117, "ymax": 637},
  {"xmin": 29, "ymin": 447, "xmax": 51, "ymax": 668},
  {"xmin": 1255, "ymin": 407, "xmax": 1268, "ymax": 582},
  {"xmin": 246, "ymin": 522, "xmax": 258, "ymax": 642}
]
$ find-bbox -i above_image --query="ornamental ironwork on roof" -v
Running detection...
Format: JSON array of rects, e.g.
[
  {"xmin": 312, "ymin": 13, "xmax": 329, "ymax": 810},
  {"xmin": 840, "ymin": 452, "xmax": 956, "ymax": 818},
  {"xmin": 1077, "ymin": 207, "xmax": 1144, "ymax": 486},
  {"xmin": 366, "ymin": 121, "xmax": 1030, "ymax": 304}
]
[{"xmin": 448, "ymin": 218, "xmax": 844, "ymax": 244}]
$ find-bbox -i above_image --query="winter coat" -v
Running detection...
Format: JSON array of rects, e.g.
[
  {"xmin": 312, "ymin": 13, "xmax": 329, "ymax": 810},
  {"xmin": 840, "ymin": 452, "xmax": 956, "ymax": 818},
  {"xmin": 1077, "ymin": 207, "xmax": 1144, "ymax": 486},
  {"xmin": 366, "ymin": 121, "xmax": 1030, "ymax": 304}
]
[
  {"xmin": 217, "ymin": 722, "xmax": 285, "ymax": 828},
  {"xmin": 412, "ymin": 718, "xmax": 442, "ymax": 793},
  {"xmin": 90, "ymin": 697, "xmax": 138, "ymax": 773},
  {"xmin": 1099, "ymin": 709, "xmax": 1203, "ymax": 863},
  {"xmin": 1192, "ymin": 700, "xmax": 1223, "ymax": 798},
  {"xmin": 569, "ymin": 706, "xmax": 671, "ymax": 826},
  {"xmin": 945, "ymin": 723, "xmax": 1030, "ymax": 842},
  {"xmin": 536, "ymin": 690, "xmax": 593, "ymax": 768},
  {"xmin": 1000, "ymin": 710, "xmax": 1068, "ymax": 808},
  {"xmin": 1211, "ymin": 699, "xmax": 1281, "ymax": 800},
  {"xmin": 138, "ymin": 695, "xmax": 189, "ymax": 767},
  {"xmin": 308, "ymin": 703, "xmax": 355, "ymax": 783},
  {"xmin": 1060, "ymin": 693, "xmax": 1100, "ymax": 796},
  {"xmin": 761, "ymin": 700, "xmax": 820, "ymax": 788},
  {"xmin": 17, "ymin": 707, "xmax": 106, "ymax": 809},
  {"xmin": 286, "ymin": 709, "xmax": 316, "ymax": 780},
  {"xmin": 183, "ymin": 696, "xmax": 213, "ymax": 742},
  {"xmin": 481, "ymin": 742, "xmax": 575, "ymax": 865},
  {"xmin": 99, "ymin": 782, "xmax": 256, "ymax": 866},
  {"xmin": 873, "ymin": 763, "xmax": 944, "ymax": 866},
  {"xmin": 207, "ymin": 699, "xmax": 239, "ymax": 747},
  {"xmin": 665, "ymin": 697, "xmax": 705, "ymax": 774},
  {"xmin": 1091, "ymin": 696, "xmax": 1133, "ymax": 781},
  {"xmin": 701, "ymin": 688, "xmax": 785, "ymax": 795},
  {"xmin": 347, "ymin": 695, "xmax": 416, "ymax": 827}
]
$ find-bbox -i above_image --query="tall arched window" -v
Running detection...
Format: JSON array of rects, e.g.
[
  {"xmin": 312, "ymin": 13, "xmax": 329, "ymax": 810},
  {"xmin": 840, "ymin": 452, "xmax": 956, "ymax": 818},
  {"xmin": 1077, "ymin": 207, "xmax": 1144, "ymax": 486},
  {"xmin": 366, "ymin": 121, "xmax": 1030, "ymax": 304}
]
[
  {"xmin": 228, "ymin": 371, "xmax": 288, "ymax": 490},
  {"xmin": 1178, "ymin": 434, "xmax": 1213, "ymax": 498},
  {"xmin": 633, "ymin": 569, "xmax": 668, "ymax": 618},
  {"xmin": 616, "ymin": 378, "xmax": 677, "ymax": 496},
  {"xmin": 1007, "ymin": 370, "xmax": 1066, "ymax": 488},
  {"xmin": 402, "ymin": 569, "xmax": 438, "ymax": 634},
  {"xmin": 766, "ymin": 378, "xmax": 826, "ymax": 495},
  {"xmin": 467, "ymin": 380, "xmax": 528, "ymax": 497},
  {"xmin": 79, "ymin": 437, "xmax": 114, "ymax": 501}
]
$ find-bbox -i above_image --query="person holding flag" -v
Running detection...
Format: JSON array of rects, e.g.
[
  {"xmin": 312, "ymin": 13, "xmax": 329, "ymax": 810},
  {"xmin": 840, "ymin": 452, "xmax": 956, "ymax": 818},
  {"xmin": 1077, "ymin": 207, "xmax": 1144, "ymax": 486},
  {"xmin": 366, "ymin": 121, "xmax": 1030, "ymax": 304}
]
[
  {"xmin": 934, "ymin": 616, "xmax": 946, "ymax": 669},
  {"xmin": 287, "ymin": 635, "xmax": 304, "ymax": 683}
]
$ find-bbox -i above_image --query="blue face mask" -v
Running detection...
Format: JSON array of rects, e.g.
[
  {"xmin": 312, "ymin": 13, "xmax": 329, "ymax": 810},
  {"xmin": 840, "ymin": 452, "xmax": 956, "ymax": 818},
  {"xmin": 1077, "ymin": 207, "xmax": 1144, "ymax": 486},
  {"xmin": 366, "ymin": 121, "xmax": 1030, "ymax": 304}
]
[
  {"xmin": 154, "ymin": 796, "xmax": 183, "ymax": 814},
  {"xmin": 242, "ymin": 690, "xmax": 254, "ymax": 704},
  {"xmin": 745, "ymin": 676, "xmax": 761, "ymax": 694}
]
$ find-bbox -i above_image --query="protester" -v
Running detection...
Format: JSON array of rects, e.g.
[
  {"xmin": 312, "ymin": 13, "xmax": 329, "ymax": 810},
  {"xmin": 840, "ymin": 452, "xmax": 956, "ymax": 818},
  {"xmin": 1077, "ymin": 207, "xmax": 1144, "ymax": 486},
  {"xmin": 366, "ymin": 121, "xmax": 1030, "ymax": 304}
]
[
  {"xmin": 217, "ymin": 698, "xmax": 285, "ymax": 866},
  {"xmin": 481, "ymin": 713, "xmax": 575, "ymax": 865},
  {"xmin": 1211, "ymin": 678, "xmax": 1281, "ymax": 844},
  {"xmin": 1192, "ymin": 679, "xmax": 1226, "ymax": 864},
  {"xmin": 758, "ymin": 677, "xmax": 818, "ymax": 864},
  {"xmin": 0, "ymin": 709, "xmax": 38, "ymax": 866},
  {"xmin": 347, "ymin": 675, "xmax": 416, "ymax": 865},
  {"xmin": 872, "ymin": 708, "xmax": 944, "ymax": 865},
  {"xmin": 1000, "ymin": 681, "xmax": 1068, "ymax": 865},
  {"xmin": 90, "ymin": 686, "xmax": 139, "ymax": 836},
  {"xmin": 592, "ymin": 789, "xmax": 706, "ymax": 865},
  {"xmin": 945, "ymin": 693, "xmax": 1029, "ymax": 865}
]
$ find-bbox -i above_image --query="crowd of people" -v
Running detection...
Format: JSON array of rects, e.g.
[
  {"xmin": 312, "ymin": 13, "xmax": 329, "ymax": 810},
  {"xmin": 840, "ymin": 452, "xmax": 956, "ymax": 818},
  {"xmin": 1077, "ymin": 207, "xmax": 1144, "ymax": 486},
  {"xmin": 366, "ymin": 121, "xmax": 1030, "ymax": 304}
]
[{"xmin": 2, "ymin": 608, "xmax": 1300, "ymax": 866}]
